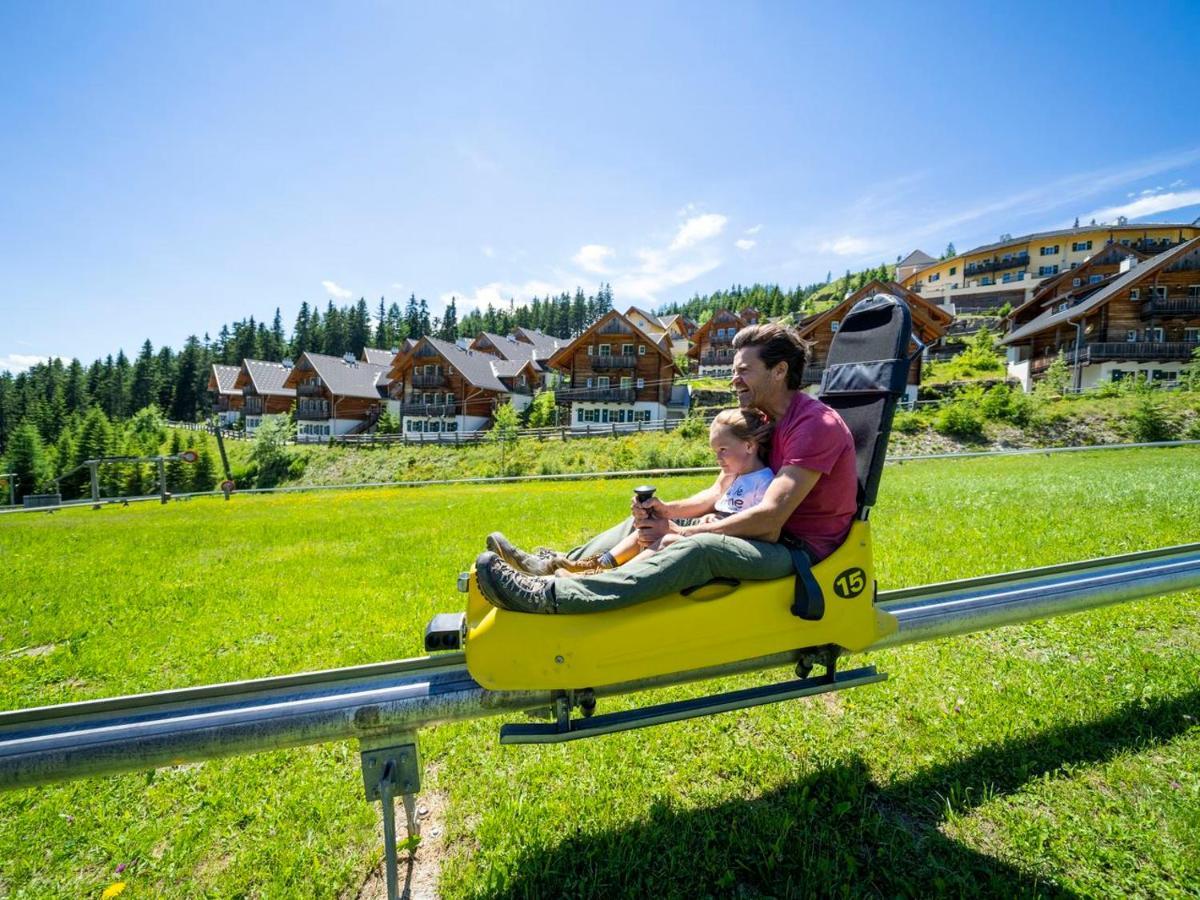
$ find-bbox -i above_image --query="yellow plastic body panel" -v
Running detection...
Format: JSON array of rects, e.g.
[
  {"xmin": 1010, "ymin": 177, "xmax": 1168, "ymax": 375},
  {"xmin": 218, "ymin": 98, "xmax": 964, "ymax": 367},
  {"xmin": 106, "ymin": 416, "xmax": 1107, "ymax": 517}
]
[{"xmin": 464, "ymin": 521, "xmax": 898, "ymax": 691}]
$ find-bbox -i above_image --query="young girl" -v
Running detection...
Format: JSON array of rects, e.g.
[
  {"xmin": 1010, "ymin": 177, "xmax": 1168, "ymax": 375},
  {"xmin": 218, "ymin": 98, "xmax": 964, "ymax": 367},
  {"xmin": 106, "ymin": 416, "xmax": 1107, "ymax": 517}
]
[{"xmin": 556, "ymin": 408, "xmax": 774, "ymax": 576}]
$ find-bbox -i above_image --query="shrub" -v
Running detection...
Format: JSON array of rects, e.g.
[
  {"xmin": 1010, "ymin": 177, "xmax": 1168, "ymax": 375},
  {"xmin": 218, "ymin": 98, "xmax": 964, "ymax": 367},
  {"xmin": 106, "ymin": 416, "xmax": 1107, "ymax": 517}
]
[
  {"xmin": 676, "ymin": 414, "xmax": 708, "ymax": 440},
  {"xmin": 250, "ymin": 416, "xmax": 295, "ymax": 487},
  {"xmin": 1126, "ymin": 395, "xmax": 1178, "ymax": 443},
  {"xmin": 979, "ymin": 384, "xmax": 1031, "ymax": 425},
  {"xmin": 934, "ymin": 402, "xmax": 984, "ymax": 440},
  {"xmin": 892, "ymin": 411, "xmax": 923, "ymax": 434}
]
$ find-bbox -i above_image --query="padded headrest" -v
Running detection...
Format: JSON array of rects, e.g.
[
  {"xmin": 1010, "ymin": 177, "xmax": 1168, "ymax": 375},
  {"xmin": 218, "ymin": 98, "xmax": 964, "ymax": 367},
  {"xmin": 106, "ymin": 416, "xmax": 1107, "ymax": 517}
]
[{"xmin": 817, "ymin": 294, "xmax": 913, "ymax": 512}]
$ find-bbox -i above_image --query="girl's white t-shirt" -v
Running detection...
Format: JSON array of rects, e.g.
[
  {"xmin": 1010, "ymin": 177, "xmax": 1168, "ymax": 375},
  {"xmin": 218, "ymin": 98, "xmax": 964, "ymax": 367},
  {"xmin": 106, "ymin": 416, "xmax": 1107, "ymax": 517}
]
[{"xmin": 714, "ymin": 466, "xmax": 774, "ymax": 514}]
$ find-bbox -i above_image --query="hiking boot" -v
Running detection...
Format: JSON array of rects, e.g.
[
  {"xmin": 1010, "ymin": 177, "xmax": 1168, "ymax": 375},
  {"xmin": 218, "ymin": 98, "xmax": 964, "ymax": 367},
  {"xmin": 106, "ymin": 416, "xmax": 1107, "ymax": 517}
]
[
  {"xmin": 552, "ymin": 555, "xmax": 615, "ymax": 576},
  {"xmin": 475, "ymin": 551, "xmax": 558, "ymax": 614},
  {"xmin": 486, "ymin": 532, "xmax": 564, "ymax": 576}
]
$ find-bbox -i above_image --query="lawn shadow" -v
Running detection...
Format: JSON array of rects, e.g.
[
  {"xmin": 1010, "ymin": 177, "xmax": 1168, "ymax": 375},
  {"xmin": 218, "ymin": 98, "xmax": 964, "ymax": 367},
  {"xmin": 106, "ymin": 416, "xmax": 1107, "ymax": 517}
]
[{"xmin": 486, "ymin": 688, "xmax": 1199, "ymax": 899}]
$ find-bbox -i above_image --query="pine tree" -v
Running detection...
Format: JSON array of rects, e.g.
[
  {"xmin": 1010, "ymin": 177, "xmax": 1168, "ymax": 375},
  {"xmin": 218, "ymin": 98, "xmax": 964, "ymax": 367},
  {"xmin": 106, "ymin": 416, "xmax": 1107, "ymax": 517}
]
[
  {"xmin": 131, "ymin": 340, "xmax": 158, "ymax": 411},
  {"xmin": 191, "ymin": 442, "xmax": 217, "ymax": 492},
  {"xmin": 404, "ymin": 294, "xmax": 420, "ymax": 338},
  {"xmin": 292, "ymin": 302, "xmax": 312, "ymax": 357},
  {"xmin": 418, "ymin": 298, "xmax": 432, "ymax": 338},
  {"xmin": 375, "ymin": 297, "xmax": 388, "ymax": 347},
  {"xmin": 3, "ymin": 423, "xmax": 51, "ymax": 500},
  {"xmin": 166, "ymin": 430, "xmax": 186, "ymax": 491},
  {"xmin": 441, "ymin": 297, "xmax": 458, "ymax": 339},
  {"xmin": 944, "ymin": 242, "xmax": 956, "ymax": 259},
  {"xmin": 270, "ymin": 308, "xmax": 286, "ymax": 359}
]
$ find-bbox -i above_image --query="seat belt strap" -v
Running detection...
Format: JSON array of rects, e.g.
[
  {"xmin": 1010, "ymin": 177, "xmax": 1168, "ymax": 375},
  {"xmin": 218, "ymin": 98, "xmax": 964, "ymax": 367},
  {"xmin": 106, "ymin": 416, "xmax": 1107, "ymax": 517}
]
[{"xmin": 788, "ymin": 546, "xmax": 824, "ymax": 621}]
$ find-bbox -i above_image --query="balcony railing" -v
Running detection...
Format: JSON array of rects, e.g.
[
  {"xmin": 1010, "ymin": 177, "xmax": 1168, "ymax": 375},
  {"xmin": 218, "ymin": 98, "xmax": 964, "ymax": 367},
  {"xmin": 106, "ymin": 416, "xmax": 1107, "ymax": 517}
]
[
  {"xmin": 555, "ymin": 388, "xmax": 637, "ymax": 406},
  {"xmin": 243, "ymin": 398, "xmax": 265, "ymax": 415},
  {"xmin": 296, "ymin": 401, "xmax": 330, "ymax": 420},
  {"xmin": 708, "ymin": 333, "xmax": 734, "ymax": 345},
  {"xmin": 1133, "ymin": 239, "xmax": 1174, "ymax": 253},
  {"xmin": 589, "ymin": 354, "xmax": 637, "ymax": 370},
  {"xmin": 965, "ymin": 254, "xmax": 1030, "ymax": 276},
  {"xmin": 297, "ymin": 382, "xmax": 324, "ymax": 397},
  {"xmin": 699, "ymin": 352, "xmax": 735, "ymax": 366},
  {"xmin": 400, "ymin": 402, "xmax": 458, "ymax": 416},
  {"xmin": 411, "ymin": 373, "xmax": 447, "ymax": 388},
  {"xmin": 1139, "ymin": 297, "xmax": 1200, "ymax": 319},
  {"xmin": 1032, "ymin": 340, "xmax": 1200, "ymax": 371}
]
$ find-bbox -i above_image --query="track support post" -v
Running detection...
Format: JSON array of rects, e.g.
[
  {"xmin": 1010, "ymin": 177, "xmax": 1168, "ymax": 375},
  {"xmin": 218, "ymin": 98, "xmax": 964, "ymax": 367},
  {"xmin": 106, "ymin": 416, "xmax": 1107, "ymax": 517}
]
[{"xmin": 360, "ymin": 733, "xmax": 421, "ymax": 900}]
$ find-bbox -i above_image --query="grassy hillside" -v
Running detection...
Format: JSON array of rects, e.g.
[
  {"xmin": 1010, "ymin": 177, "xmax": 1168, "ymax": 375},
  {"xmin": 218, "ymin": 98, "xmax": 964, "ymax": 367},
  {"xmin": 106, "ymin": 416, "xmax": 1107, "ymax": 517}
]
[{"xmin": 2, "ymin": 447, "xmax": 1198, "ymax": 896}]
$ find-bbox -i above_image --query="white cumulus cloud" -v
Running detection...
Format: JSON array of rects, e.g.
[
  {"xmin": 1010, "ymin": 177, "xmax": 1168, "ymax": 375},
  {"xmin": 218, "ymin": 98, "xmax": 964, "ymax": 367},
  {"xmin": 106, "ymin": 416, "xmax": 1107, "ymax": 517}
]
[
  {"xmin": 669, "ymin": 213, "xmax": 727, "ymax": 251},
  {"xmin": 321, "ymin": 280, "xmax": 353, "ymax": 300},
  {"xmin": 481, "ymin": 245, "xmax": 496, "ymax": 258},
  {"xmin": 745, "ymin": 224, "xmax": 763, "ymax": 235},
  {"xmin": 819, "ymin": 236, "xmax": 871, "ymax": 257},
  {"xmin": 572, "ymin": 244, "xmax": 615, "ymax": 274},
  {"xmin": 0, "ymin": 353, "xmax": 52, "ymax": 374},
  {"xmin": 1081, "ymin": 189, "xmax": 1200, "ymax": 225},
  {"xmin": 735, "ymin": 239, "xmax": 757, "ymax": 251}
]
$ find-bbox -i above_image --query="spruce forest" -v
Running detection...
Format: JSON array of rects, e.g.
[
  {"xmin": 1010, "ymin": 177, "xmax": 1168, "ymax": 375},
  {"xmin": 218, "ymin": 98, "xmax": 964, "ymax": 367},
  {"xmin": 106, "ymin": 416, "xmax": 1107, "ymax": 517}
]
[{"xmin": 0, "ymin": 265, "xmax": 892, "ymax": 499}]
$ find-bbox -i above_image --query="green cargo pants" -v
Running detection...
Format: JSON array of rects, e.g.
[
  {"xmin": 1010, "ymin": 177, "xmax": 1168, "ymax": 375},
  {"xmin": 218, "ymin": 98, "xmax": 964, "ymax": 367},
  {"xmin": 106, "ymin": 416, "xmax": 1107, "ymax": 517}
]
[{"xmin": 555, "ymin": 518, "xmax": 794, "ymax": 613}]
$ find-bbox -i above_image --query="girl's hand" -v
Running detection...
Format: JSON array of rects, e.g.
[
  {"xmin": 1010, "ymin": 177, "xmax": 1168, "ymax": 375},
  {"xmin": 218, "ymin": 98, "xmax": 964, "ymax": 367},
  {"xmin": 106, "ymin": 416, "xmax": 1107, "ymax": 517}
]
[{"xmin": 630, "ymin": 495, "xmax": 669, "ymax": 520}]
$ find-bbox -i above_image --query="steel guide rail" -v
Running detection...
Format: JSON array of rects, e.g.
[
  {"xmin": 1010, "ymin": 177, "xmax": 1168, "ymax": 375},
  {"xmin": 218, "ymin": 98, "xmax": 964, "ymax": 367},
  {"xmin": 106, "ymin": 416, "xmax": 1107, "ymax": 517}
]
[{"xmin": 2, "ymin": 541, "xmax": 1198, "ymax": 791}]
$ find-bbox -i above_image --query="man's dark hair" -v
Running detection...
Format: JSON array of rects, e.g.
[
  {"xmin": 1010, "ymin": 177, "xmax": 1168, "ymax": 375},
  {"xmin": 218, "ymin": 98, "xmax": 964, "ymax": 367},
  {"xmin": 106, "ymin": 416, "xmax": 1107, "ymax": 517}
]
[{"xmin": 732, "ymin": 323, "xmax": 812, "ymax": 389}]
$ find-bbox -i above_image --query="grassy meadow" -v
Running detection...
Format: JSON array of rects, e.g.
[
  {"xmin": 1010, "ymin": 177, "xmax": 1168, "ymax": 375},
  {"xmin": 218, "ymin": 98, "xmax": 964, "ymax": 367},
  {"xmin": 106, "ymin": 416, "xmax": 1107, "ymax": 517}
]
[{"xmin": 1, "ymin": 447, "xmax": 1198, "ymax": 897}]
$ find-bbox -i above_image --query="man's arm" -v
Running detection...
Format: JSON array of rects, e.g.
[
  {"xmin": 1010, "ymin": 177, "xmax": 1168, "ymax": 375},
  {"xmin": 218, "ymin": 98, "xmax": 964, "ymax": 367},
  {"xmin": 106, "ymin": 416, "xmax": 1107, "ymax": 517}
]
[{"xmin": 673, "ymin": 465, "xmax": 821, "ymax": 543}]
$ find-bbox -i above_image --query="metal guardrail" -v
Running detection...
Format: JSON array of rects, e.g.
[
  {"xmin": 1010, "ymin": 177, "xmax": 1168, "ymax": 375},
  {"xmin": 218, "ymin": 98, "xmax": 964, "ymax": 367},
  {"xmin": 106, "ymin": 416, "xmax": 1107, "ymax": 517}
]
[{"xmin": 4, "ymin": 439, "xmax": 1200, "ymax": 516}]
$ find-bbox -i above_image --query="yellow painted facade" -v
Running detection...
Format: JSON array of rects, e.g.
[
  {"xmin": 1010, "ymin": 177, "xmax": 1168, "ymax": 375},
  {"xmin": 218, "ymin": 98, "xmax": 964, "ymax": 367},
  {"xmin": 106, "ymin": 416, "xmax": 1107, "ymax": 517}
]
[{"xmin": 903, "ymin": 223, "xmax": 1200, "ymax": 301}]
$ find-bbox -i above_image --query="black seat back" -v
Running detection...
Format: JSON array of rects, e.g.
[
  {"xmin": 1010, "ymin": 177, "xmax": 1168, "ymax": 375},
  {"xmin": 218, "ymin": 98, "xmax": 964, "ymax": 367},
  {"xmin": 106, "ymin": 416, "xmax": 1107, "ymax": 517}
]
[{"xmin": 816, "ymin": 294, "xmax": 913, "ymax": 515}]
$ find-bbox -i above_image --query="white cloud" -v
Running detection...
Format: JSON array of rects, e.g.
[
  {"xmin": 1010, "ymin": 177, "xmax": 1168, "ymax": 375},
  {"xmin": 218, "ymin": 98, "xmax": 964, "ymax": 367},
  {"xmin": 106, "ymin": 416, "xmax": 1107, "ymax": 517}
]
[
  {"xmin": 669, "ymin": 213, "xmax": 728, "ymax": 250},
  {"xmin": 390, "ymin": 282, "xmax": 405, "ymax": 291},
  {"xmin": 1171, "ymin": 179, "xmax": 1186, "ymax": 189},
  {"xmin": 735, "ymin": 239, "xmax": 757, "ymax": 251},
  {"xmin": 321, "ymin": 280, "xmax": 353, "ymax": 300},
  {"xmin": 572, "ymin": 244, "xmax": 615, "ymax": 274},
  {"xmin": 819, "ymin": 236, "xmax": 871, "ymax": 257},
  {"xmin": 0, "ymin": 353, "xmax": 51, "ymax": 374},
  {"xmin": 1080, "ymin": 189, "xmax": 1200, "ymax": 225},
  {"xmin": 481, "ymin": 246, "xmax": 496, "ymax": 258},
  {"xmin": 440, "ymin": 279, "xmax": 571, "ymax": 310},
  {"xmin": 746, "ymin": 224, "xmax": 763, "ymax": 235}
]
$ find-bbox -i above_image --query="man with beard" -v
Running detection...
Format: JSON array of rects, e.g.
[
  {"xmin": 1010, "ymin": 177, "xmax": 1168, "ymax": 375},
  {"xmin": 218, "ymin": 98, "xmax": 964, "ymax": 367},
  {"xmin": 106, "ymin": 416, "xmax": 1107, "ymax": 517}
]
[{"xmin": 474, "ymin": 323, "xmax": 858, "ymax": 614}]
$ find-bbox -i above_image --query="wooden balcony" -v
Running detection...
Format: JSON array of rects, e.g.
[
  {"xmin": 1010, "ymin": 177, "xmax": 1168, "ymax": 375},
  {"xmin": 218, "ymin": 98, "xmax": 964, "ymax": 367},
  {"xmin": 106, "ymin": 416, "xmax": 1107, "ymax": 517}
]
[
  {"xmin": 589, "ymin": 354, "xmax": 636, "ymax": 370},
  {"xmin": 966, "ymin": 254, "xmax": 1030, "ymax": 276},
  {"xmin": 297, "ymin": 382, "xmax": 325, "ymax": 397},
  {"xmin": 699, "ymin": 352, "xmax": 735, "ymax": 366},
  {"xmin": 296, "ymin": 400, "xmax": 330, "ymax": 420},
  {"xmin": 400, "ymin": 402, "xmax": 458, "ymax": 416},
  {"xmin": 411, "ymin": 373, "xmax": 447, "ymax": 388},
  {"xmin": 1138, "ymin": 298, "xmax": 1200, "ymax": 319},
  {"xmin": 1032, "ymin": 340, "xmax": 1200, "ymax": 372},
  {"xmin": 555, "ymin": 388, "xmax": 637, "ymax": 406},
  {"xmin": 243, "ymin": 397, "xmax": 265, "ymax": 415}
]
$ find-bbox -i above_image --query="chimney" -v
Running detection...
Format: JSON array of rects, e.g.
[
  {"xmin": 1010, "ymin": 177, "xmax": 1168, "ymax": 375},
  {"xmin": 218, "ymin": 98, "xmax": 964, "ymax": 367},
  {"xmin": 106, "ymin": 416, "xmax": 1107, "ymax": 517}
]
[
  {"xmin": 343, "ymin": 352, "xmax": 356, "ymax": 365},
  {"xmin": 281, "ymin": 358, "xmax": 293, "ymax": 368}
]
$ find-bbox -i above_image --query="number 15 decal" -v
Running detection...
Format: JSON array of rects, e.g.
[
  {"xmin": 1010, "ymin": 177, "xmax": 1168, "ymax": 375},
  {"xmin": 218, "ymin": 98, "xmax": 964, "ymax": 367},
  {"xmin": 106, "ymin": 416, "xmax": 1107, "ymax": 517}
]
[{"xmin": 833, "ymin": 567, "xmax": 867, "ymax": 599}]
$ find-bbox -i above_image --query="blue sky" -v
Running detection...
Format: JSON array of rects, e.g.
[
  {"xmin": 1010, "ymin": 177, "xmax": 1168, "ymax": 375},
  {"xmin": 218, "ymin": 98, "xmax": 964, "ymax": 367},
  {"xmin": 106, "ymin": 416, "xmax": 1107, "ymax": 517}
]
[{"xmin": 3, "ymin": 1, "xmax": 1200, "ymax": 372}]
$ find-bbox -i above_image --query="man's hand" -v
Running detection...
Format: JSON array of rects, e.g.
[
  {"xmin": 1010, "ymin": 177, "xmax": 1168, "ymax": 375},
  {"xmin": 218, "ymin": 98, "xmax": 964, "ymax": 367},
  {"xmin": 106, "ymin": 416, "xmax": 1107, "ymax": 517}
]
[{"xmin": 631, "ymin": 494, "xmax": 672, "ymax": 546}]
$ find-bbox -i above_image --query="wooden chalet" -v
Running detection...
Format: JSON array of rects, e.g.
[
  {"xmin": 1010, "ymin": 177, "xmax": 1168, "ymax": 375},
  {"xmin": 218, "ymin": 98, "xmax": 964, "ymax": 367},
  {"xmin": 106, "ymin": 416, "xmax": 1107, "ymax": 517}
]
[
  {"xmin": 624, "ymin": 306, "xmax": 694, "ymax": 358},
  {"xmin": 282, "ymin": 352, "xmax": 390, "ymax": 442},
  {"xmin": 547, "ymin": 310, "xmax": 684, "ymax": 429},
  {"xmin": 233, "ymin": 360, "xmax": 296, "ymax": 434},
  {"xmin": 207, "ymin": 363, "xmax": 243, "ymax": 425},
  {"xmin": 1001, "ymin": 236, "xmax": 1200, "ymax": 391},
  {"xmin": 388, "ymin": 336, "xmax": 536, "ymax": 437},
  {"xmin": 797, "ymin": 282, "xmax": 954, "ymax": 402},
  {"xmin": 1006, "ymin": 243, "xmax": 1146, "ymax": 335},
  {"xmin": 686, "ymin": 309, "xmax": 747, "ymax": 376}
]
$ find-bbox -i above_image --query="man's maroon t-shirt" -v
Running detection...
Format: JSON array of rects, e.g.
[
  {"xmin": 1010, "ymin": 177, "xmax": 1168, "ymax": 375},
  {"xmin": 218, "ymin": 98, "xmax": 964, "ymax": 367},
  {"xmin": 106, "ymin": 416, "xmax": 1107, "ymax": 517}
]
[{"xmin": 766, "ymin": 392, "xmax": 857, "ymax": 560}]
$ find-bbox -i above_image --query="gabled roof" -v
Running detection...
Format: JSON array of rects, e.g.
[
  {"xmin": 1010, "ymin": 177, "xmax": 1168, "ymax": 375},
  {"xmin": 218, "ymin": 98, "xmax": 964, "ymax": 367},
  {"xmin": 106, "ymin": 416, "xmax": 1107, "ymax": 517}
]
[
  {"xmin": 798, "ymin": 281, "xmax": 952, "ymax": 345},
  {"xmin": 291, "ymin": 352, "xmax": 389, "ymax": 399},
  {"xmin": 394, "ymin": 336, "xmax": 510, "ymax": 393},
  {"xmin": 623, "ymin": 305, "xmax": 667, "ymax": 333},
  {"xmin": 471, "ymin": 332, "xmax": 536, "ymax": 362},
  {"xmin": 1009, "ymin": 243, "xmax": 1145, "ymax": 323},
  {"xmin": 239, "ymin": 359, "xmax": 296, "ymax": 397},
  {"xmin": 362, "ymin": 347, "xmax": 397, "ymax": 366},
  {"xmin": 898, "ymin": 249, "xmax": 936, "ymax": 268},
  {"xmin": 513, "ymin": 327, "xmax": 563, "ymax": 360},
  {"xmin": 547, "ymin": 309, "xmax": 677, "ymax": 370},
  {"xmin": 1002, "ymin": 236, "xmax": 1200, "ymax": 345},
  {"xmin": 209, "ymin": 363, "xmax": 242, "ymax": 395},
  {"xmin": 686, "ymin": 309, "xmax": 746, "ymax": 358}
]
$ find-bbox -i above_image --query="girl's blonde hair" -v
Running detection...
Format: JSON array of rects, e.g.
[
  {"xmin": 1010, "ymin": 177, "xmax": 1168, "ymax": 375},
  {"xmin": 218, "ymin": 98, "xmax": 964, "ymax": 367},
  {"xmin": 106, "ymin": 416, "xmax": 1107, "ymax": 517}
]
[{"xmin": 710, "ymin": 408, "xmax": 773, "ymax": 453}]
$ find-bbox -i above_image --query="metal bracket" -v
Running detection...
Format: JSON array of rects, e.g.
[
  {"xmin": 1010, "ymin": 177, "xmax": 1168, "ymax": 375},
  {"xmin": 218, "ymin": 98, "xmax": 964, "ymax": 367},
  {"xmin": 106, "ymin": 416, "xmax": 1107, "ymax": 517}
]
[{"xmin": 360, "ymin": 736, "xmax": 421, "ymax": 900}]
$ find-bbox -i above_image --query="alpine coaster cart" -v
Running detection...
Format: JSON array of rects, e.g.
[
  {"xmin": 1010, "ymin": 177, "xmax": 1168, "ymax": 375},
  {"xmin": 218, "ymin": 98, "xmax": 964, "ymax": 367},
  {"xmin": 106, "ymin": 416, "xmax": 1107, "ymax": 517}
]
[{"xmin": 427, "ymin": 293, "xmax": 922, "ymax": 742}]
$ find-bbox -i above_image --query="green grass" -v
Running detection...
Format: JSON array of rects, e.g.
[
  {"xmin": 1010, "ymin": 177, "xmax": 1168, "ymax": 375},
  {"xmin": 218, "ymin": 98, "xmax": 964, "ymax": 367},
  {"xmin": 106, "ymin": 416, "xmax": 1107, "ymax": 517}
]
[{"xmin": 2, "ymin": 448, "xmax": 1199, "ymax": 897}]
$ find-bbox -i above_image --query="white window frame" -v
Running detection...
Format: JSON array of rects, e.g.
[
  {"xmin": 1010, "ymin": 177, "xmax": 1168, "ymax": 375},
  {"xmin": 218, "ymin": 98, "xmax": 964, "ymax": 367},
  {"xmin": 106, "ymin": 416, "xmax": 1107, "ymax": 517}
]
[
  {"xmin": 1125, "ymin": 330, "xmax": 1137, "ymax": 342},
  {"xmin": 1071, "ymin": 278, "xmax": 1082, "ymax": 287},
  {"xmin": 620, "ymin": 376, "xmax": 633, "ymax": 389},
  {"xmin": 638, "ymin": 344, "xmax": 647, "ymax": 356},
  {"xmin": 622, "ymin": 343, "xmax": 635, "ymax": 356},
  {"xmin": 636, "ymin": 377, "xmax": 645, "ymax": 388},
  {"xmin": 598, "ymin": 343, "xmax": 611, "ymax": 357},
  {"xmin": 1152, "ymin": 286, "xmax": 1168, "ymax": 301},
  {"xmin": 597, "ymin": 376, "xmax": 610, "ymax": 388},
  {"xmin": 1130, "ymin": 288, "xmax": 1140, "ymax": 301}
]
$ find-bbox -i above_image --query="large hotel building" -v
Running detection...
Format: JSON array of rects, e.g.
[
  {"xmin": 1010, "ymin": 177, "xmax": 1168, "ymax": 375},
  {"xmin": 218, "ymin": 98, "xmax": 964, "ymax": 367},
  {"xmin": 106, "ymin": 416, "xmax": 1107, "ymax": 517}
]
[{"xmin": 898, "ymin": 220, "xmax": 1200, "ymax": 313}]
